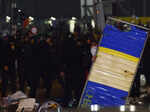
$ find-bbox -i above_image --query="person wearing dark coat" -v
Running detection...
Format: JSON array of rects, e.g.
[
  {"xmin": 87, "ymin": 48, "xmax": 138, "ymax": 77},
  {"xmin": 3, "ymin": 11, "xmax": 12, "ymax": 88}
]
[
  {"xmin": 82, "ymin": 38, "xmax": 92, "ymax": 73},
  {"xmin": 0, "ymin": 38, "xmax": 8, "ymax": 97},
  {"xmin": 23, "ymin": 37, "xmax": 33, "ymax": 84},
  {"xmin": 71, "ymin": 39, "xmax": 85, "ymax": 102},
  {"xmin": 8, "ymin": 37, "xmax": 17, "ymax": 94},
  {"xmin": 23, "ymin": 36, "xmax": 40, "ymax": 98},
  {"xmin": 17, "ymin": 36, "xmax": 27, "ymax": 92},
  {"xmin": 130, "ymin": 37, "xmax": 150, "ymax": 98},
  {"xmin": 28, "ymin": 37, "xmax": 41, "ymax": 98},
  {"xmin": 1, "ymin": 36, "xmax": 17, "ymax": 96},
  {"xmin": 61, "ymin": 36, "xmax": 85, "ymax": 105},
  {"xmin": 142, "ymin": 38, "xmax": 150, "ymax": 88},
  {"xmin": 42, "ymin": 37, "xmax": 57, "ymax": 98}
]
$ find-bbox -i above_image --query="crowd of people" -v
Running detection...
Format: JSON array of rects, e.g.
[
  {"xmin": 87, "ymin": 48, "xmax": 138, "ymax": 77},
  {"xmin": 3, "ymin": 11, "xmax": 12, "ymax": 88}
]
[
  {"xmin": 0, "ymin": 22, "xmax": 101, "ymax": 106},
  {"xmin": 1, "ymin": 18, "xmax": 150, "ymax": 106}
]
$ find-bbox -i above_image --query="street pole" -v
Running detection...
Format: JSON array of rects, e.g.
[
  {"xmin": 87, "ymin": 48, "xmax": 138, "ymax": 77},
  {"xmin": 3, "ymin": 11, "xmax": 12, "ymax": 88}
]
[
  {"xmin": 96, "ymin": 0, "xmax": 105, "ymax": 31},
  {"xmin": 143, "ymin": 0, "xmax": 146, "ymax": 17},
  {"xmin": 84, "ymin": 0, "xmax": 87, "ymax": 17},
  {"xmin": 81, "ymin": 0, "xmax": 106, "ymax": 31},
  {"xmin": 11, "ymin": 0, "xmax": 17, "ymax": 36},
  {"xmin": 93, "ymin": 0, "xmax": 98, "ymax": 29}
]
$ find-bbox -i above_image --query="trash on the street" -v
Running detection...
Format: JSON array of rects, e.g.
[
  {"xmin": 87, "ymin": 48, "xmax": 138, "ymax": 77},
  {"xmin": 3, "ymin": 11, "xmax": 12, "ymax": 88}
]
[{"xmin": 16, "ymin": 98, "xmax": 36, "ymax": 112}]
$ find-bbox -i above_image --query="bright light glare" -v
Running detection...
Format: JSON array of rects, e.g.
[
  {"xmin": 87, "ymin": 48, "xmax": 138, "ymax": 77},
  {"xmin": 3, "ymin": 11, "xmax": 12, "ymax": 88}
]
[
  {"xmin": 90, "ymin": 104, "xmax": 99, "ymax": 111},
  {"xmin": 18, "ymin": 9, "xmax": 21, "ymax": 12},
  {"xmin": 6, "ymin": 16, "xmax": 11, "ymax": 23},
  {"xmin": 72, "ymin": 17, "xmax": 77, "ymax": 20},
  {"xmin": 51, "ymin": 17, "xmax": 56, "ymax": 21},
  {"xmin": 6, "ymin": 16, "xmax": 11, "ymax": 20},
  {"xmin": 130, "ymin": 105, "xmax": 136, "ymax": 112},
  {"xmin": 91, "ymin": 19, "xmax": 95, "ymax": 28},
  {"xmin": 120, "ymin": 105, "xmax": 125, "ymax": 112},
  {"xmin": 48, "ymin": 20, "xmax": 53, "ymax": 26},
  {"xmin": 69, "ymin": 20, "xmax": 76, "ymax": 33},
  {"xmin": 29, "ymin": 16, "xmax": 34, "ymax": 21}
]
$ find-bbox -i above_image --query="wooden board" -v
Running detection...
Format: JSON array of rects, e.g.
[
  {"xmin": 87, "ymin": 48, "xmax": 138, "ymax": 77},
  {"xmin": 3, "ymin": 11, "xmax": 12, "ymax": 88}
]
[{"xmin": 89, "ymin": 51, "xmax": 138, "ymax": 91}]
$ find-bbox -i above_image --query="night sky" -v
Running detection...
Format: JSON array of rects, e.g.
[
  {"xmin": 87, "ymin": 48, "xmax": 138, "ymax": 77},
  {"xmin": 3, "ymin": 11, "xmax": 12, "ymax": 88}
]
[
  {"xmin": 1, "ymin": 0, "xmax": 150, "ymax": 19},
  {"xmin": 17, "ymin": 0, "xmax": 81, "ymax": 18}
]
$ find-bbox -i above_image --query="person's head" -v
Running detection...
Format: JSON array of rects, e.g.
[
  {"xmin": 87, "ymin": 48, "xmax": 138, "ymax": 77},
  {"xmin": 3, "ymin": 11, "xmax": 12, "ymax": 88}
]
[
  {"xmin": 87, "ymin": 39, "xmax": 91, "ymax": 44},
  {"xmin": 16, "ymin": 30, "xmax": 21, "ymax": 37},
  {"xmin": 24, "ymin": 36, "xmax": 29, "ymax": 42},
  {"xmin": 37, "ymin": 38, "xmax": 41, "ymax": 44},
  {"xmin": 28, "ymin": 31, "xmax": 33, "ymax": 38},
  {"xmin": 3, "ymin": 36, "xmax": 8, "ymax": 41},
  {"xmin": 91, "ymin": 40, "xmax": 97, "ymax": 47},
  {"xmin": 46, "ymin": 37, "xmax": 52, "ymax": 45},
  {"xmin": 30, "ymin": 38, "xmax": 35, "ymax": 44},
  {"xmin": 76, "ymin": 41, "xmax": 81, "ymax": 47},
  {"xmin": 10, "ymin": 42, "xmax": 15, "ymax": 50}
]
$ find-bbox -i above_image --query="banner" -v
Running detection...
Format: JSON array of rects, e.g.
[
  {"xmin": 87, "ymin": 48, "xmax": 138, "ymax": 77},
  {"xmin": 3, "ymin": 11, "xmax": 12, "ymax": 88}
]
[{"xmin": 80, "ymin": 23, "xmax": 148, "ymax": 107}]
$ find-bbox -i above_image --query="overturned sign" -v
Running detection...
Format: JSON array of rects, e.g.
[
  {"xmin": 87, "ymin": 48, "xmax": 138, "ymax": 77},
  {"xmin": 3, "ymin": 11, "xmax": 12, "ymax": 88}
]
[{"xmin": 79, "ymin": 18, "xmax": 149, "ymax": 107}]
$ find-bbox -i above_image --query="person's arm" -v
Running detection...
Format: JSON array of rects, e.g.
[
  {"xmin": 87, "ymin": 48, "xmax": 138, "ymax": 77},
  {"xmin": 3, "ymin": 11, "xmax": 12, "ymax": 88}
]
[{"xmin": 91, "ymin": 46, "xmax": 97, "ymax": 62}]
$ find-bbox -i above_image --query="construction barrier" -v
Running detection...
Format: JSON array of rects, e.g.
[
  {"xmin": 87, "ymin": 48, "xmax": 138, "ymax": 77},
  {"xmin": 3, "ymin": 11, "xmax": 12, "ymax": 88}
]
[{"xmin": 79, "ymin": 19, "xmax": 149, "ymax": 107}]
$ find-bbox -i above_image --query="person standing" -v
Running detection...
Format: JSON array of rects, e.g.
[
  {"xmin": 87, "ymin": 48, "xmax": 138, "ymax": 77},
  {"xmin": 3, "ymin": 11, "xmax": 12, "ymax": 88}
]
[
  {"xmin": 7, "ymin": 36, "xmax": 17, "ymax": 94},
  {"xmin": 28, "ymin": 37, "xmax": 41, "ymax": 98},
  {"xmin": 42, "ymin": 37, "xmax": 57, "ymax": 98},
  {"xmin": 1, "ymin": 36, "xmax": 13, "ymax": 97}
]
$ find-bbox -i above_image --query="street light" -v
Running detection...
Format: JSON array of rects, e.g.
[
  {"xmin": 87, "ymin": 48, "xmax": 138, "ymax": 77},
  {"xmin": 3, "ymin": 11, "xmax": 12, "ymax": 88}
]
[
  {"xmin": 72, "ymin": 17, "xmax": 77, "ymax": 20},
  {"xmin": 6, "ymin": 16, "xmax": 11, "ymax": 23},
  {"xmin": 48, "ymin": 20, "xmax": 53, "ymax": 26},
  {"xmin": 51, "ymin": 17, "xmax": 56, "ymax": 21},
  {"xmin": 18, "ymin": 9, "xmax": 21, "ymax": 12},
  {"xmin": 120, "ymin": 105, "xmax": 136, "ymax": 112},
  {"xmin": 91, "ymin": 19, "xmax": 95, "ymax": 28},
  {"xmin": 69, "ymin": 19, "xmax": 76, "ymax": 33},
  {"xmin": 130, "ymin": 105, "xmax": 136, "ymax": 112},
  {"xmin": 29, "ymin": 16, "xmax": 34, "ymax": 21}
]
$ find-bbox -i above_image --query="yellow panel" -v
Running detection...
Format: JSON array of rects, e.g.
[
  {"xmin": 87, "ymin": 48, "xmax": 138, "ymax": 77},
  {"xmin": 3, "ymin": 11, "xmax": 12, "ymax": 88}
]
[{"xmin": 99, "ymin": 47, "xmax": 139, "ymax": 62}]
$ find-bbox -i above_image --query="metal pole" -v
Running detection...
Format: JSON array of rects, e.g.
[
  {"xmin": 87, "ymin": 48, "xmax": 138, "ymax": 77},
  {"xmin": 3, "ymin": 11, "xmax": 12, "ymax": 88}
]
[
  {"xmin": 84, "ymin": 0, "xmax": 87, "ymax": 17},
  {"xmin": 93, "ymin": 0, "xmax": 98, "ymax": 29},
  {"xmin": 143, "ymin": 0, "xmax": 146, "ymax": 16},
  {"xmin": 96, "ymin": 0, "xmax": 105, "ymax": 31},
  {"xmin": 116, "ymin": 0, "xmax": 120, "ymax": 16},
  {"xmin": 11, "ymin": 0, "xmax": 17, "ymax": 36},
  {"xmin": 108, "ymin": 17, "xmax": 150, "ymax": 31}
]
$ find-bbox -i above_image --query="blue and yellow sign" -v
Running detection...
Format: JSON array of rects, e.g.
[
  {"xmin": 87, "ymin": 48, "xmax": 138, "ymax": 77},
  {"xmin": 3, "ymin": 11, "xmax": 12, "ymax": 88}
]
[{"xmin": 80, "ymin": 24, "xmax": 148, "ymax": 107}]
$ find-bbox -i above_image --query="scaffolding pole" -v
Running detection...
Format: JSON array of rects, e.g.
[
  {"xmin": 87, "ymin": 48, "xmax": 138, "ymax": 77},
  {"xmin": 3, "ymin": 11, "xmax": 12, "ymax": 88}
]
[
  {"xmin": 95, "ymin": 0, "xmax": 105, "ymax": 31},
  {"xmin": 10, "ymin": 0, "xmax": 17, "ymax": 36}
]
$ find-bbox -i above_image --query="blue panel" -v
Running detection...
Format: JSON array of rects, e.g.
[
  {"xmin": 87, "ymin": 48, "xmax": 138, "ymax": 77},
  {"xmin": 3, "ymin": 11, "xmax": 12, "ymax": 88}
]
[
  {"xmin": 100, "ymin": 24, "xmax": 147, "ymax": 58},
  {"xmin": 80, "ymin": 81, "xmax": 128, "ymax": 107}
]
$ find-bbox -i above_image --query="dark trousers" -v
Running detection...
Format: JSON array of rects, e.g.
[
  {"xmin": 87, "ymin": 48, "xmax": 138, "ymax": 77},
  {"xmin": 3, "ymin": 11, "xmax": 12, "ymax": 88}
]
[
  {"xmin": 43, "ymin": 71, "xmax": 55, "ymax": 98},
  {"xmin": 1, "ymin": 71, "xmax": 8, "ymax": 97},
  {"xmin": 18, "ymin": 60, "xmax": 26, "ymax": 92},
  {"xmin": 1, "ymin": 70, "xmax": 16, "ymax": 97},
  {"xmin": 28, "ymin": 72, "xmax": 40, "ymax": 98},
  {"xmin": 19, "ymin": 72, "xmax": 27, "ymax": 92},
  {"xmin": 63, "ymin": 68, "xmax": 85, "ymax": 104}
]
